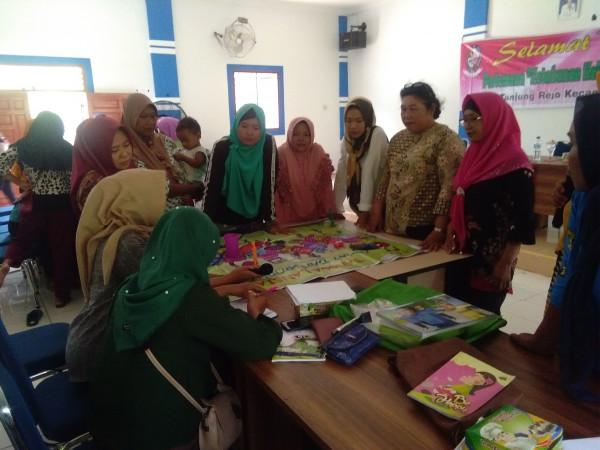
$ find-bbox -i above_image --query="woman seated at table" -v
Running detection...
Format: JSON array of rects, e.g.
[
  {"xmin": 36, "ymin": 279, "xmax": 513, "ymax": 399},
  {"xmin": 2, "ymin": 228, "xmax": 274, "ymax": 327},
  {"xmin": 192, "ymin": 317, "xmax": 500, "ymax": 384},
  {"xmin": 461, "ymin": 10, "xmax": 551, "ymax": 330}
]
[
  {"xmin": 67, "ymin": 170, "xmax": 262, "ymax": 383},
  {"xmin": 202, "ymin": 103, "xmax": 285, "ymax": 234},
  {"xmin": 444, "ymin": 92, "xmax": 535, "ymax": 315},
  {"xmin": 70, "ymin": 115, "xmax": 137, "ymax": 217},
  {"xmin": 121, "ymin": 93, "xmax": 204, "ymax": 208},
  {"xmin": 367, "ymin": 82, "xmax": 464, "ymax": 251},
  {"xmin": 275, "ymin": 117, "xmax": 336, "ymax": 224},
  {"xmin": 334, "ymin": 97, "xmax": 388, "ymax": 228},
  {"xmin": 512, "ymin": 93, "xmax": 600, "ymax": 369},
  {"xmin": 89, "ymin": 207, "xmax": 282, "ymax": 449}
]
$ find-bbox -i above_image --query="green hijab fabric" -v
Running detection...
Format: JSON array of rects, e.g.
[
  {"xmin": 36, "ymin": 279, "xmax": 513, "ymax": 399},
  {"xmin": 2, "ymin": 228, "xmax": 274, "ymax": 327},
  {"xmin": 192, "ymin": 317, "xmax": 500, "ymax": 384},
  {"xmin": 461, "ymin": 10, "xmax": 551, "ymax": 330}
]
[
  {"xmin": 221, "ymin": 104, "xmax": 267, "ymax": 218},
  {"xmin": 113, "ymin": 207, "xmax": 220, "ymax": 351}
]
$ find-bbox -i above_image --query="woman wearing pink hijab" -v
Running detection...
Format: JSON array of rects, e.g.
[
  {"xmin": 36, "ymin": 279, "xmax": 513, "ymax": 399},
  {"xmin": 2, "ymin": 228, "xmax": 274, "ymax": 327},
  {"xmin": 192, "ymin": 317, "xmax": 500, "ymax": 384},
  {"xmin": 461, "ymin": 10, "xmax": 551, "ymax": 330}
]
[
  {"xmin": 444, "ymin": 92, "xmax": 536, "ymax": 314},
  {"xmin": 275, "ymin": 117, "xmax": 337, "ymax": 224}
]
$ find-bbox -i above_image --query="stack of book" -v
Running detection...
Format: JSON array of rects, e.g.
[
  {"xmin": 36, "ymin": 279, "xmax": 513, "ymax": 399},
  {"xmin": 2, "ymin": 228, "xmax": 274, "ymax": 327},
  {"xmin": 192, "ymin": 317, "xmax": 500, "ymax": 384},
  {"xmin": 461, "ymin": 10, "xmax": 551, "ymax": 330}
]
[{"xmin": 376, "ymin": 293, "xmax": 498, "ymax": 340}]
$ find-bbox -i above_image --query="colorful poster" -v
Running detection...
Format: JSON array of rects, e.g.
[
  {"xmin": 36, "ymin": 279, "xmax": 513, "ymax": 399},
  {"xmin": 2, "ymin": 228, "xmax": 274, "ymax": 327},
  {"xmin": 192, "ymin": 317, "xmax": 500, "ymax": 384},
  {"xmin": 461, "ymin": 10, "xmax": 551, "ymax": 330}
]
[
  {"xmin": 208, "ymin": 223, "xmax": 421, "ymax": 290},
  {"xmin": 460, "ymin": 28, "xmax": 600, "ymax": 108}
]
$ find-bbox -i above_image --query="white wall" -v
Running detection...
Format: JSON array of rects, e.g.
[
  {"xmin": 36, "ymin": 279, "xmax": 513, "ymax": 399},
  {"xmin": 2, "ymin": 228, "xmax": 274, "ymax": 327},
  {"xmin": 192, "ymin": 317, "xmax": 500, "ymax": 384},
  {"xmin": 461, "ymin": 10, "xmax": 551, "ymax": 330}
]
[
  {"xmin": 1, "ymin": 0, "xmax": 598, "ymax": 158},
  {"xmin": 171, "ymin": 0, "xmax": 342, "ymax": 153},
  {"xmin": 344, "ymin": 0, "xmax": 466, "ymax": 141},
  {"xmin": 0, "ymin": 0, "xmax": 346, "ymax": 156}
]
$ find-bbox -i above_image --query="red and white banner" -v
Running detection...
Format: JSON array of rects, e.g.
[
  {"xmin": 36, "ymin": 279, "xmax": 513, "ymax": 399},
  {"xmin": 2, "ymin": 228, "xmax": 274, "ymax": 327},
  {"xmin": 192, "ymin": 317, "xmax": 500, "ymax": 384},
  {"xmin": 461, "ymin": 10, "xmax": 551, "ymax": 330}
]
[{"xmin": 460, "ymin": 29, "xmax": 600, "ymax": 108}]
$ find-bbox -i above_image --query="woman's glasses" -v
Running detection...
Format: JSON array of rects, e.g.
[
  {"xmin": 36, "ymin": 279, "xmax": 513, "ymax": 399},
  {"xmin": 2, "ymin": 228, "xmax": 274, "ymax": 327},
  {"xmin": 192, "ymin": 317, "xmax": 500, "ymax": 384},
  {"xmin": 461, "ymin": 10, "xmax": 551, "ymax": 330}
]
[{"xmin": 459, "ymin": 116, "xmax": 482, "ymax": 127}]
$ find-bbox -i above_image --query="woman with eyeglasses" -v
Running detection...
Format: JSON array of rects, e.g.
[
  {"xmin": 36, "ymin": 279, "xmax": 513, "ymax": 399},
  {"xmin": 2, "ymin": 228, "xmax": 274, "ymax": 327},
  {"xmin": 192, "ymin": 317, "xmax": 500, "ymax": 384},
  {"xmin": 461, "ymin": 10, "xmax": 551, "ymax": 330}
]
[
  {"xmin": 444, "ymin": 92, "xmax": 535, "ymax": 315},
  {"xmin": 333, "ymin": 97, "xmax": 389, "ymax": 228},
  {"xmin": 367, "ymin": 82, "xmax": 464, "ymax": 251},
  {"xmin": 121, "ymin": 93, "xmax": 204, "ymax": 209}
]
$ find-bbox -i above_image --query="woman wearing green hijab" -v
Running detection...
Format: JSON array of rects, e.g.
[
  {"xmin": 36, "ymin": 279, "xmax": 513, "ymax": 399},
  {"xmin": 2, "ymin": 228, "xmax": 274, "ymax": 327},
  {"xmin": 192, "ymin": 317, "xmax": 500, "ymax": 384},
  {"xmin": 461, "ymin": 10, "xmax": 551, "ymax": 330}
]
[
  {"xmin": 89, "ymin": 207, "xmax": 282, "ymax": 449},
  {"xmin": 202, "ymin": 103, "xmax": 285, "ymax": 234}
]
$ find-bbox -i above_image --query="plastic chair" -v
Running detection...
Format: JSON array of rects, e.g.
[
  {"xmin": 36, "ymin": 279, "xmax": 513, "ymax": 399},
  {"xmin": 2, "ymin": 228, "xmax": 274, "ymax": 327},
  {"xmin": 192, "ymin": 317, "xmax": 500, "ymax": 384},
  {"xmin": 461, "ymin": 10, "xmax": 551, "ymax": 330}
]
[
  {"xmin": 0, "ymin": 361, "xmax": 94, "ymax": 450},
  {"xmin": 0, "ymin": 317, "xmax": 90, "ymax": 445},
  {"xmin": 0, "ymin": 360, "xmax": 47, "ymax": 450},
  {"xmin": 1, "ymin": 317, "xmax": 69, "ymax": 378}
]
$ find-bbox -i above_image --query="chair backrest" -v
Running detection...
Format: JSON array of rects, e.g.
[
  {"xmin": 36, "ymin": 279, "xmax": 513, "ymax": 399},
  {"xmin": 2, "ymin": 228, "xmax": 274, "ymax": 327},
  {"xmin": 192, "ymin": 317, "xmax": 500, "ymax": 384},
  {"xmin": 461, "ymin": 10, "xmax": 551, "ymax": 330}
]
[
  {"xmin": 0, "ymin": 319, "xmax": 38, "ymax": 417},
  {"xmin": 0, "ymin": 361, "xmax": 47, "ymax": 450}
]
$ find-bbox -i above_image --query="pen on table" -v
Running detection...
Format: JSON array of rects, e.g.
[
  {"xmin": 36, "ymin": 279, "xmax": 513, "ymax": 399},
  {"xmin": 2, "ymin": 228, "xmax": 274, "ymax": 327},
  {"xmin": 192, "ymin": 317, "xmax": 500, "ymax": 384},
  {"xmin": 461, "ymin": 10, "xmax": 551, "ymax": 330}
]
[
  {"xmin": 331, "ymin": 317, "xmax": 358, "ymax": 336},
  {"xmin": 251, "ymin": 241, "xmax": 259, "ymax": 266}
]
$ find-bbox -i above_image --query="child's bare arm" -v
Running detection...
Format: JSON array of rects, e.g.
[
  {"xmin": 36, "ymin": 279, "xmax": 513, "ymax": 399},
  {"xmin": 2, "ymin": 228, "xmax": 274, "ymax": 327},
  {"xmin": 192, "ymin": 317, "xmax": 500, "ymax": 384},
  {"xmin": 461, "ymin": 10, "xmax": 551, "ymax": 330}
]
[{"xmin": 173, "ymin": 151, "xmax": 206, "ymax": 168}]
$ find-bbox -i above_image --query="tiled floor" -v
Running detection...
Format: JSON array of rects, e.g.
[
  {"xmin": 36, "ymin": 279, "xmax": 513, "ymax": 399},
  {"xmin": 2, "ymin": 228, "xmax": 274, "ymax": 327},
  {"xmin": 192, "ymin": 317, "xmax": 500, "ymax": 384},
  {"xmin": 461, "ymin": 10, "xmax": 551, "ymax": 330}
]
[{"xmin": 0, "ymin": 224, "xmax": 556, "ymax": 449}]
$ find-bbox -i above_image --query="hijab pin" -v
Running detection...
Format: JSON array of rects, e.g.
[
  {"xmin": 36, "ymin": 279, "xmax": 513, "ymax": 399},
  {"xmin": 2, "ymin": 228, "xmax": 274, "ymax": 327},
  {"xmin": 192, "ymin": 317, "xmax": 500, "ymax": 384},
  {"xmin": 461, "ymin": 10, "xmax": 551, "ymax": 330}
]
[
  {"xmin": 165, "ymin": 290, "xmax": 169, "ymax": 295},
  {"xmin": 152, "ymin": 256, "xmax": 155, "ymax": 260},
  {"xmin": 125, "ymin": 289, "xmax": 129, "ymax": 293}
]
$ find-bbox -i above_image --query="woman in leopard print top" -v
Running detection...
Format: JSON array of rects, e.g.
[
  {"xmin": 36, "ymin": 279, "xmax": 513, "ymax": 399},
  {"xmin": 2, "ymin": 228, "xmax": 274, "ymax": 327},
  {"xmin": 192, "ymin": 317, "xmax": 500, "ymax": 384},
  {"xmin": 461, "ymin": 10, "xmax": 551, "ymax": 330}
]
[{"xmin": 0, "ymin": 111, "xmax": 76, "ymax": 307}]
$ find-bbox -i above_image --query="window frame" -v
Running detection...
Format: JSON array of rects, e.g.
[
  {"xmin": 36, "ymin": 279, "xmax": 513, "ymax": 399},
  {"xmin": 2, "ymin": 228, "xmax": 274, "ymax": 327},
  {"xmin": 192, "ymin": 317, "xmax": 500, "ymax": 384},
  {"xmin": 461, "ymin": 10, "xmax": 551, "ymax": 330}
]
[{"xmin": 226, "ymin": 64, "xmax": 285, "ymax": 135}]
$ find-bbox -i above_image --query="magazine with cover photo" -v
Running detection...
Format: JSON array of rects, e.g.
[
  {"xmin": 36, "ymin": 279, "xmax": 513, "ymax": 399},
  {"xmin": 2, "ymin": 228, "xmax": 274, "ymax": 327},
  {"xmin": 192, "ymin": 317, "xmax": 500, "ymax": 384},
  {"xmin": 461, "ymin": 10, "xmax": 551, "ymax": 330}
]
[
  {"xmin": 408, "ymin": 351, "xmax": 515, "ymax": 419},
  {"xmin": 375, "ymin": 293, "xmax": 498, "ymax": 339}
]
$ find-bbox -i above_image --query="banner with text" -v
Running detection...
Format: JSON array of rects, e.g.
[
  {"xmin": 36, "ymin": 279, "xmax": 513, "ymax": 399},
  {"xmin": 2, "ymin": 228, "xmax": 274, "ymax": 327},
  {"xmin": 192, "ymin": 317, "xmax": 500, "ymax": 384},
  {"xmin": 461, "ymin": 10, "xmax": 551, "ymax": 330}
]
[{"xmin": 460, "ymin": 29, "xmax": 600, "ymax": 108}]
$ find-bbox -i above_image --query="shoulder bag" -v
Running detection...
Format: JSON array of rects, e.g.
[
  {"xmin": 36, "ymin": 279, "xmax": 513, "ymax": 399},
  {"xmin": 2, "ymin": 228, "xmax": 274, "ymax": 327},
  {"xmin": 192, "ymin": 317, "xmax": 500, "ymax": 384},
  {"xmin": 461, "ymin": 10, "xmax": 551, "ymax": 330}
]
[{"xmin": 145, "ymin": 349, "xmax": 242, "ymax": 450}]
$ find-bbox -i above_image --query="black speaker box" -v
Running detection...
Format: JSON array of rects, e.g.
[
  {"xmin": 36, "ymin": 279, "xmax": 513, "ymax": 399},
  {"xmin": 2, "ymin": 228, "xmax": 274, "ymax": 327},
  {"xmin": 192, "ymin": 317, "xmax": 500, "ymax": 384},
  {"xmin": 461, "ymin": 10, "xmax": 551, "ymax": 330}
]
[{"xmin": 339, "ymin": 31, "xmax": 366, "ymax": 50}]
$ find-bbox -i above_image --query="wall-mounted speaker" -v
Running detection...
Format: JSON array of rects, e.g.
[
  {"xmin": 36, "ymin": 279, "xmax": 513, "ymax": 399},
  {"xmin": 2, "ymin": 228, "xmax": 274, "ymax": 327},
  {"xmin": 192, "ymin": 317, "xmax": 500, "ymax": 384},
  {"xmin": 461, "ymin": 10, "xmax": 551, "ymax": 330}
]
[{"xmin": 339, "ymin": 31, "xmax": 367, "ymax": 50}]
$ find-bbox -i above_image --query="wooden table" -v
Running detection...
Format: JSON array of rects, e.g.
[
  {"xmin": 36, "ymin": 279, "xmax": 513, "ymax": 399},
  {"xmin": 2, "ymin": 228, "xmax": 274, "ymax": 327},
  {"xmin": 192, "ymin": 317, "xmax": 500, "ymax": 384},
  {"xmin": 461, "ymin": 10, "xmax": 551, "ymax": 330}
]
[
  {"xmin": 532, "ymin": 157, "xmax": 569, "ymax": 216},
  {"xmin": 236, "ymin": 272, "xmax": 600, "ymax": 450},
  {"xmin": 338, "ymin": 221, "xmax": 471, "ymax": 292}
]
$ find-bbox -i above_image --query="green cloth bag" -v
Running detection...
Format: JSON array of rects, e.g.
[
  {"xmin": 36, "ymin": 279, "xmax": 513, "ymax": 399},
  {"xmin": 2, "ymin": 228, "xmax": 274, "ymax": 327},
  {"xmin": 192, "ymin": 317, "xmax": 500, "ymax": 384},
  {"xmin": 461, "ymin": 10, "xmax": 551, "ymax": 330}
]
[{"xmin": 330, "ymin": 279, "xmax": 507, "ymax": 352}]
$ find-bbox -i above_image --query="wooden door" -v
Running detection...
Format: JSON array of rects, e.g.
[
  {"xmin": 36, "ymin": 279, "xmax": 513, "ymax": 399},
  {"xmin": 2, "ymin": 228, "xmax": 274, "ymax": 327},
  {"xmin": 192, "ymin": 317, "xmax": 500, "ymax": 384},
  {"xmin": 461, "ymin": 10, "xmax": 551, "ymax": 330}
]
[
  {"xmin": 86, "ymin": 93, "xmax": 131, "ymax": 123},
  {"xmin": 0, "ymin": 91, "xmax": 31, "ymax": 143}
]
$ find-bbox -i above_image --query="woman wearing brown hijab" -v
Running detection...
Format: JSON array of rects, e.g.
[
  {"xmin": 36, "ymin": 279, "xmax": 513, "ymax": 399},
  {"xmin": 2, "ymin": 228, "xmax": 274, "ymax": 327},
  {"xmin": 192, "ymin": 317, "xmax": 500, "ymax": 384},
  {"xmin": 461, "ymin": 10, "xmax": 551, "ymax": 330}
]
[{"xmin": 121, "ymin": 93, "xmax": 204, "ymax": 208}]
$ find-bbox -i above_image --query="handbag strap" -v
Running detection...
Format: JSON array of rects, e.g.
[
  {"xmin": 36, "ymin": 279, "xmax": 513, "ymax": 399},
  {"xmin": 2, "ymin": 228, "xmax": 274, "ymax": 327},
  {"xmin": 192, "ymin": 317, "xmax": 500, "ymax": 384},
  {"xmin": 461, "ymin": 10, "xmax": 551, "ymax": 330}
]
[{"xmin": 145, "ymin": 348, "xmax": 209, "ymax": 413}]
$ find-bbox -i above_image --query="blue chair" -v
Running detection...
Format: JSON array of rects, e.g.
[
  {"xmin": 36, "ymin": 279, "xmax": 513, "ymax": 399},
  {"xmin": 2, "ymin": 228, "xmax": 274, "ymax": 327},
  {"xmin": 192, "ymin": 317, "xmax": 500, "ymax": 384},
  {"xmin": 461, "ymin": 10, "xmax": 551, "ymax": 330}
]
[
  {"xmin": 0, "ymin": 360, "xmax": 47, "ymax": 450},
  {"xmin": 3, "ymin": 318, "xmax": 69, "ymax": 378},
  {"xmin": 0, "ymin": 316, "xmax": 90, "ymax": 445},
  {"xmin": 0, "ymin": 361, "xmax": 94, "ymax": 450}
]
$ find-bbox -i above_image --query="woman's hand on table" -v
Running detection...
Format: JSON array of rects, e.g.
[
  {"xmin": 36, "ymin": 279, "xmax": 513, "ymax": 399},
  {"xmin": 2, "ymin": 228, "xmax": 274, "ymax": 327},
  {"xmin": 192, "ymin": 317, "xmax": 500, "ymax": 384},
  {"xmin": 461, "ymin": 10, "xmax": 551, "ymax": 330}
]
[
  {"xmin": 355, "ymin": 211, "xmax": 370, "ymax": 229},
  {"xmin": 420, "ymin": 229, "xmax": 445, "ymax": 252},
  {"xmin": 220, "ymin": 266, "xmax": 261, "ymax": 285},
  {"xmin": 214, "ymin": 282, "xmax": 264, "ymax": 299},
  {"xmin": 247, "ymin": 289, "xmax": 269, "ymax": 318},
  {"xmin": 366, "ymin": 201, "xmax": 384, "ymax": 232},
  {"xmin": 443, "ymin": 224, "xmax": 457, "ymax": 254}
]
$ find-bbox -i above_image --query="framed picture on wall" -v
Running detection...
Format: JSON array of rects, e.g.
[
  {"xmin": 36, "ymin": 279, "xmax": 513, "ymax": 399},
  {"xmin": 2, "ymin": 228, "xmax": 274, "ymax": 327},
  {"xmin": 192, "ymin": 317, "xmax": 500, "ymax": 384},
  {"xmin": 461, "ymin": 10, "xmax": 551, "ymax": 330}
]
[{"xmin": 558, "ymin": 0, "xmax": 580, "ymax": 20}]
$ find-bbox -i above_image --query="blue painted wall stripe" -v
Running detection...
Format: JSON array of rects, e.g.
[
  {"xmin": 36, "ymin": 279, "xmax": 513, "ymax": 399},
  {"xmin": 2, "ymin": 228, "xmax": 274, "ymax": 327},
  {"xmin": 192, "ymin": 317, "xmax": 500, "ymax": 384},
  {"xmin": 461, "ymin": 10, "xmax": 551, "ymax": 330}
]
[
  {"xmin": 0, "ymin": 54, "xmax": 94, "ymax": 92},
  {"xmin": 338, "ymin": 16, "xmax": 348, "ymax": 139},
  {"xmin": 144, "ymin": 0, "xmax": 180, "ymax": 100},
  {"xmin": 464, "ymin": 0, "xmax": 489, "ymax": 30},
  {"xmin": 338, "ymin": 16, "xmax": 347, "ymax": 35},
  {"xmin": 339, "ymin": 62, "xmax": 348, "ymax": 98},
  {"xmin": 150, "ymin": 54, "xmax": 179, "ymax": 98},
  {"xmin": 145, "ymin": 0, "xmax": 175, "ymax": 41}
]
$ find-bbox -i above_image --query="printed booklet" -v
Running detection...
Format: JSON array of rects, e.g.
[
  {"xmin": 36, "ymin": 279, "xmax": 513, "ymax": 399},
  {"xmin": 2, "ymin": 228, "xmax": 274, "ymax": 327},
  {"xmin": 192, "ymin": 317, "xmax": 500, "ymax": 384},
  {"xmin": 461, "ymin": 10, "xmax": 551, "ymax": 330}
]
[
  {"xmin": 465, "ymin": 404, "xmax": 563, "ymax": 450},
  {"xmin": 376, "ymin": 293, "xmax": 497, "ymax": 339},
  {"xmin": 408, "ymin": 351, "xmax": 515, "ymax": 419},
  {"xmin": 272, "ymin": 329, "xmax": 326, "ymax": 362}
]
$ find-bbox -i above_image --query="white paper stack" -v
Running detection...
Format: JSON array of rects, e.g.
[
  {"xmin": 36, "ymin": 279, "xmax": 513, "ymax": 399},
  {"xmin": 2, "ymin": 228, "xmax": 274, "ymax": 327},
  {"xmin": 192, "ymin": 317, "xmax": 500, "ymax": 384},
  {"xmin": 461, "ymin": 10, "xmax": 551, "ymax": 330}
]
[{"xmin": 286, "ymin": 281, "xmax": 357, "ymax": 316}]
